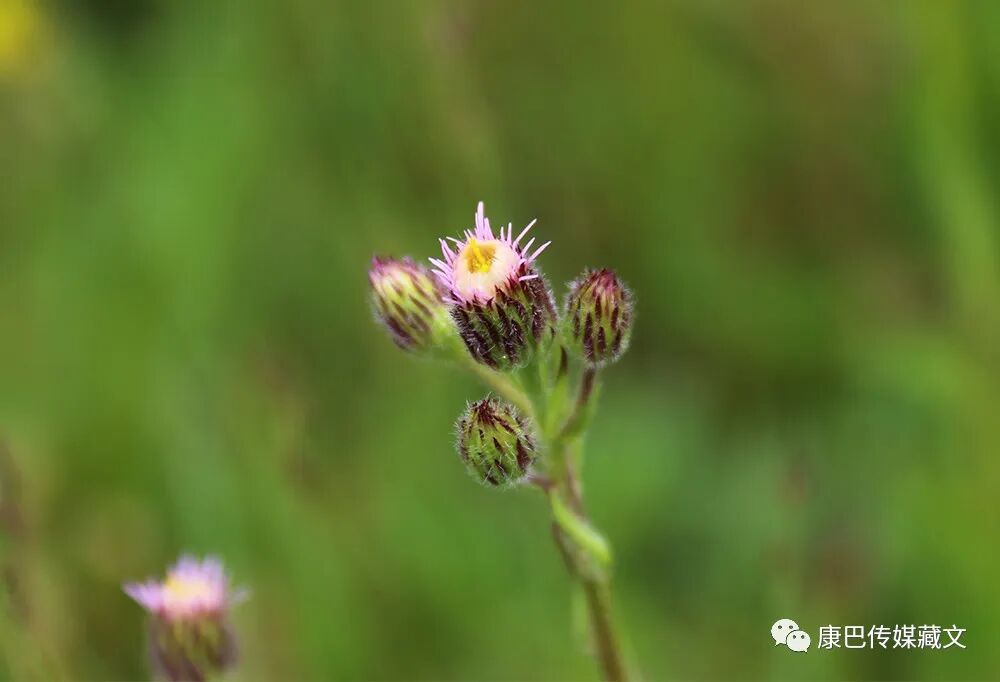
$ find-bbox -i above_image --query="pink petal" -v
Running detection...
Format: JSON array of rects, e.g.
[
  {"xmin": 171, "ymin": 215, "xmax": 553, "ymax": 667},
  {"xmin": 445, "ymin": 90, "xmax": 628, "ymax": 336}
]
[
  {"xmin": 527, "ymin": 240, "xmax": 552, "ymax": 263},
  {"xmin": 513, "ymin": 220, "xmax": 537, "ymax": 247}
]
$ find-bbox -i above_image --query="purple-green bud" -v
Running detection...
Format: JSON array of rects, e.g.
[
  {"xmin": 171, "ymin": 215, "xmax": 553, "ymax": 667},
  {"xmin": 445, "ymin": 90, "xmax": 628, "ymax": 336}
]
[
  {"xmin": 450, "ymin": 268, "xmax": 558, "ymax": 371},
  {"xmin": 456, "ymin": 397, "xmax": 537, "ymax": 487},
  {"xmin": 147, "ymin": 615, "xmax": 236, "ymax": 682},
  {"xmin": 563, "ymin": 269, "xmax": 634, "ymax": 366},
  {"xmin": 369, "ymin": 256, "xmax": 453, "ymax": 353}
]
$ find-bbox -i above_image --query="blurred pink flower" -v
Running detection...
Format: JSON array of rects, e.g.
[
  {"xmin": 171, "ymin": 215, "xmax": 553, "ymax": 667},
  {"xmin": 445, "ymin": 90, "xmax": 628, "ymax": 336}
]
[{"xmin": 123, "ymin": 555, "xmax": 247, "ymax": 621}]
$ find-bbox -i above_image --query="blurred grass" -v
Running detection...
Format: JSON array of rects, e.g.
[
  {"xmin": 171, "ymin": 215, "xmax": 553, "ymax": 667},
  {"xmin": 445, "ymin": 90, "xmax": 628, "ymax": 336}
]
[{"xmin": 1, "ymin": 0, "xmax": 999, "ymax": 679}]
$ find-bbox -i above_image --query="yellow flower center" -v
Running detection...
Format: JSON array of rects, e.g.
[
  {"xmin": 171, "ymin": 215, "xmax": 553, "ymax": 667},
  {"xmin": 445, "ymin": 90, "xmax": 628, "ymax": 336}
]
[
  {"xmin": 463, "ymin": 238, "xmax": 496, "ymax": 274},
  {"xmin": 164, "ymin": 575, "xmax": 213, "ymax": 602}
]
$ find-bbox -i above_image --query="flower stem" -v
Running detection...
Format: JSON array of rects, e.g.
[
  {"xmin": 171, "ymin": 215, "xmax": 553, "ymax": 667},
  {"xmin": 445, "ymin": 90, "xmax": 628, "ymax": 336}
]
[
  {"xmin": 460, "ymin": 356, "xmax": 537, "ymax": 423},
  {"xmin": 460, "ymin": 353, "xmax": 630, "ymax": 680},
  {"xmin": 581, "ymin": 575, "xmax": 628, "ymax": 682},
  {"xmin": 547, "ymin": 431, "xmax": 630, "ymax": 681},
  {"xmin": 559, "ymin": 366, "xmax": 600, "ymax": 440},
  {"xmin": 549, "ymin": 483, "xmax": 630, "ymax": 681},
  {"xmin": 549, "ymin": 490, "xmax": 611, "ymax": 567}
]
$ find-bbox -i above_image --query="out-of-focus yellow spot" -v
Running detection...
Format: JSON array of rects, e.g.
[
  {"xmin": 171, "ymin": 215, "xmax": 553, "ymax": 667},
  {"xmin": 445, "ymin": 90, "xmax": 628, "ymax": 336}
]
[
  {"xmin": 464, "ymin": 238, "xmax": 496, "ymax": 274},
  {"xmin": 0, "ymin": 0, "xmax": 42, "ymax": 77},
  {"xmin": 164, "ymin": 574, "xmax": 213, "ymax": 602}
]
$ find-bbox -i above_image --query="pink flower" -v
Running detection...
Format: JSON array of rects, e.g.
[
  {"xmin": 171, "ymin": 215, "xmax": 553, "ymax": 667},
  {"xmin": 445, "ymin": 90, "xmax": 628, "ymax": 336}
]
[
  {"xmin": 429, "ymin": 202, "xmax": 557, "ymax": 370},
  {"xmin": 430, "ymin": 201, "xmax": 551, "ymax": 305},
  {"xmin": 123, "ymin": 555, "xmax": 247, "ymax": 622}
]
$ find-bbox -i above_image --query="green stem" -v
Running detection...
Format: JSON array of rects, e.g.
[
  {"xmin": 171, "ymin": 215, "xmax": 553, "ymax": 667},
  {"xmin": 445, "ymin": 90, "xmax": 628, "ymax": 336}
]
[
  {"xmin": 459, "ymin": 346, "xmax": 629, "ymax": 680},
  {"xmin": 547, "ymin": 433, "xmax": 630, "ymax": 681},
  {"xmin": 559, "ymin": 366, "xmax": 600, "ymax": 441},
  {"xmin": 549, "ymin": 491, "xmax": 611, "ymax": 567},
  {"xmin": 544, "ymin": 346, "xmax": 571, "ymax": 436},
  {"xmin": 581, "ymin": 575, "xmax": 628, "ymax": 682},
  {"xmin": 459, "ymin": 356, "xmax": 537, "ymax": 423}
]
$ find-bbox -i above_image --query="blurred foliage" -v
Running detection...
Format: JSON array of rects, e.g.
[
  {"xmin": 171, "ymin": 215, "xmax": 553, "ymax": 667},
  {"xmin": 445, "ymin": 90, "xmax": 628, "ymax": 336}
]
[{"xmin": 1, "ymin": 0, "xmax": 999, "ymax": 679}]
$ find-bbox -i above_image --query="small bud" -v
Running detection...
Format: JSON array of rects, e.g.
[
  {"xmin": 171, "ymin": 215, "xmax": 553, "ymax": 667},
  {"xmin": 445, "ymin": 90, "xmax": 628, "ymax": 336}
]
[
  {"xmin": 124, "ymin": 556, "xmax": 247, "ymax": 682},
  {"xmin": 456, "ymin": 397, "xmax": 537, "ymax": 487},
  {"xmin": 147, "ymin": 613, "xmax": 236, "ymax": 682},
  {"xmin": 369, "ymin": 256, "xmax": 453, "ymax": 353},
  {"xmin": 430, "ymin": 202, "xmax": 557, "ymax": 370},
  {"xmin": 564, "ymin": 269, "xmax": 634, "ymax": 366},
  {"xmin": 449, "ymin": 275, "xmax": 557, "ymax": 371}
]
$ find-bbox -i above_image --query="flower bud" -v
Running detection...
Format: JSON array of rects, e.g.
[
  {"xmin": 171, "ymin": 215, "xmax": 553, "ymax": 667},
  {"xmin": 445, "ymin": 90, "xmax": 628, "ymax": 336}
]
[
  {"xmin": 430, "ymin": 202, "xmax": 557, "ymax": 370},
  {"xmin": 147, "ymin": 614, "xmax": 236, "ymax": 682},
  {"xmin": 564, "ymin": 269, "xmax": 634, "ymax": 366},
  {"xmin": 124, "ymin": 556, "xmax": 247, "ymax": 682},
  {"xmin": 450, "ymin": 274, "xmax": 557, "ymax": 371},
  {"xmin": 456, "ymin": 397, "xmax": 537, "ymax": 487},
  {"xmin": 369, "ymin": 256, "xmax": 453, "ymax": 353}
]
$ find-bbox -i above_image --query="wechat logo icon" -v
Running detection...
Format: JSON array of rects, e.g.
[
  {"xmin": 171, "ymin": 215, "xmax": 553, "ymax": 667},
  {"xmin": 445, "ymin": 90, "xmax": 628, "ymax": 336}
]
[{"xmin": 772, "ymin": 618, "xmax": 811, "ymax": 652}]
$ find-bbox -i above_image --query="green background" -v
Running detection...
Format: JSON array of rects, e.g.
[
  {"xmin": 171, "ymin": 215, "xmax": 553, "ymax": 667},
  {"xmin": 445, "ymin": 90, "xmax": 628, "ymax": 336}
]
[{"xmin": 1, "ymin": 1, "xmax": 999, "ymax": 679}]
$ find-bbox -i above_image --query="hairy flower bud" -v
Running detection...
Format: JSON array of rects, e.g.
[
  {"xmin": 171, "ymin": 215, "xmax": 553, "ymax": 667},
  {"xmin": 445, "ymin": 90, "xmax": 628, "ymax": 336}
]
[
  {"xmin": 430, "ymin": 202, "xmax": 557, "ymax": 370},
  {"xmin": 124, "ymin": 556, "xmax": 247, "ymax": 682},
  {"xmin": 564, "ymin": 269, "xmax": 634, "ymax": 366},
  {"xmin": 147, "ymin": 613, "xmax": 236, "ymax": 682},
  {"xmin": 369, "ymin": 256, "xmax": 453, "ymax": 353},
  {"xmin": 456, "ymin": 397, "xmax": 537, "ymax": 487},
  {"xmin": 450, "ymin": 275, "xmax": 557, "ymax": 371}
]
